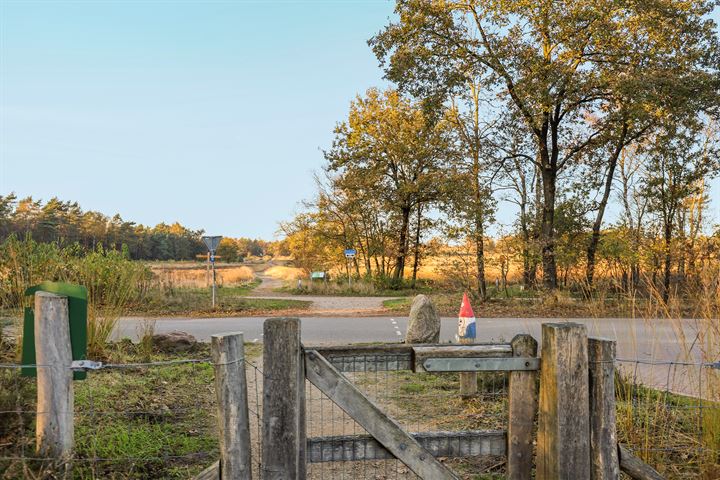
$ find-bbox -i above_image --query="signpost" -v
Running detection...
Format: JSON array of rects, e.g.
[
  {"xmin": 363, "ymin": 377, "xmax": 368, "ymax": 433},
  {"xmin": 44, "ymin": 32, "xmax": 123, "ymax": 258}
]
[
  {"xmin": 344, "ymin": 248, "xmax": 356, "ymax": 288},
  {"xmin": 202, "ymin": 236, "xmax": 222, "ymax": 308}
]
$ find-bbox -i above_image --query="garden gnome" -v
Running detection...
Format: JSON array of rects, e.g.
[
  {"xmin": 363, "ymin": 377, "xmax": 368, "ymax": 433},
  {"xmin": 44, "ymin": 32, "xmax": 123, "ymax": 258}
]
[{"xmin": 457, "ymin": 292, "xmax": 476, "ymax": 341}]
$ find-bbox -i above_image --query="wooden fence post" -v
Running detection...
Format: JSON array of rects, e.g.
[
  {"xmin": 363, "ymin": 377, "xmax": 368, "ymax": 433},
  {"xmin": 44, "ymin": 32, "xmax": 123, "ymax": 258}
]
[
  {"xmin": 537, "ymin": 322, "xmax": 590, "ymax": 480},
  {"xmin": 211, "ymin": 332, "xmax": 253, "ymax": 480},
  {"xmin": 35, "ymin": 291, "xmax": 74, "ymax": 463},
  {"xmin": 507, "ymin": 334, "xmax": 538, "ymax": 480},
  {"xmin": 262, "ymin": 318, "xmax": 306, "ymax": 479},
  {"xmin": 588, "ymin": 338, "xmax": 620, "ymax": 480},
  {"xmin": 459, "ymin": 336, "xmax": 477, "ymax": 398}
]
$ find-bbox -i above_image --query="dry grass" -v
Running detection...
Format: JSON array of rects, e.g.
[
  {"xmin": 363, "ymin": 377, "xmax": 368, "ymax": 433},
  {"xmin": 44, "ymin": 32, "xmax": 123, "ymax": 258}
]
[
  {"xmin": 264, "ymin": 265, "xmax": 304, "ymax": 281},
  {"xmin": 150, "ymin": 264, "xmax": 254, "ymax": 288}
]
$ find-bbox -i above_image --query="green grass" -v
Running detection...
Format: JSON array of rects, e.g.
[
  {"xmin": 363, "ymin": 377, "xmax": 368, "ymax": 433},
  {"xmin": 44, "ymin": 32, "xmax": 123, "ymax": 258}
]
[
  {"xmin": 129, "ymin": 281, "xmax": 310, "ymax": 316},
  {"xmin": 383, "ymin": 297, "xmax": 411, "ymax": 310},
  {"xmin": 0, "ymin": 341, "xmax": 262, "ymax": 479}
]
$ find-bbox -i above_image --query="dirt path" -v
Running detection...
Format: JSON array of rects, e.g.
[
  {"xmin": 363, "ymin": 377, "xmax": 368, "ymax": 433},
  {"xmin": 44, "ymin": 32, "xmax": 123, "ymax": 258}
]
[{"xmin": 248, "ymin": 271, "xmax": 401, "ymax": 317}]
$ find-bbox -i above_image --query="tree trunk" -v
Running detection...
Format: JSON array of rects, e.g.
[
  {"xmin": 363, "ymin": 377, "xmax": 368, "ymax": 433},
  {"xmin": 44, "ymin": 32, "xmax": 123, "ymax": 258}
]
[
  {"xmin": 475, "ymin": 218, "xmax": 487, "ymax": 301},
  {"xmin": 663, "ymin": 222, "xmax": 672, "ymax": 303},
  {"xmin": 411, "ymin": 204, "xmax": 422, "ymax": 288},
  {"xmin": 586, "ymin": 127, "xmax": 625, "ymax": 287},
  {"xmin": 540, "ymin": 165, "xmax": 557, "ymax": 290},
  {"xmin": 393, "ymin": 205, "xmax": 412, "ymax": 282}
]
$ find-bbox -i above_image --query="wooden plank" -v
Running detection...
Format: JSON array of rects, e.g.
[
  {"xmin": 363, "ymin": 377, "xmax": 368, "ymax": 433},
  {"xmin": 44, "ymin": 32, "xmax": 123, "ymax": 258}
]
[
  {"xmin": 588, "ymin": 338, "xmax": 620, "ymax": 480},
  {"xmin": 507, "ymin": 334, "xmax": 538, "ymax": 480},
  {"xmin": 618, "ymin": 445, "xmax": 665, "ymax": 480},
  {"xmin": 194, "ymin": 461, "xmax": 219, "ymax": 480},
  {"xmin": 211, "ymin": 332, "xmax": 252, "ymax": 480},
  {"xmin": 262, "ymin": 318, "xmax": 306, "ymax": 479},
  {"xmin": 308, "ymin": 343, "xmax": 414, "ymax": 357},
  {"xmin": 305, "ymin": 350, "xmax": 458, "ymax": 480},
  {"xmin": 537, "ymin": 323, "xmax": 591, "ymax": 480},
  {"xmin": 413, "ymin": 344, "xmax": 513, "ymax": 373},
  {"xmin": 35, "ymin": 292, "xmax": 74, "ymax": 463},
  {"xmin": 307, "ymin": 430, "xmax": 506, "ymax": 463}
]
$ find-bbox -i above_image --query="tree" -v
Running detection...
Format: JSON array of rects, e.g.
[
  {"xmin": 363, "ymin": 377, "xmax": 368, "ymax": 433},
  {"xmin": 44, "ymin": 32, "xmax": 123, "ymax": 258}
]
[
  {"xmin": 371, "ymin": 0, "xmax": 720, "ymax": 289},
  {"xmin": 325, "ymin": 88, "xmax": 449, "ymax": 283},
  {"xmin": 442, "ymin": 80, "xmax": 497, "ymax": 299},
  {"xmin": 642, "ymin": 123, "xmax": 719, "ymax": 302}
]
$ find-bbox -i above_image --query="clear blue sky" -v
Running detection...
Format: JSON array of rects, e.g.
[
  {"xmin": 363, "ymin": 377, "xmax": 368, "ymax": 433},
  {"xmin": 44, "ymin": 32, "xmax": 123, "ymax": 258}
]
[
  {"xmin": 1, "ymin": 1, "xmax": 718, "ymax": 239},
  {"xmin": 0, "ymin": 0, "xmax": 394, "ymax": 239}
]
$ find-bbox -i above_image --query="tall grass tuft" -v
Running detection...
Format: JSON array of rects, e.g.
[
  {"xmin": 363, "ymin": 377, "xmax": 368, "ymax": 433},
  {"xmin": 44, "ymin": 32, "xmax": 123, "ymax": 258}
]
[
  {"xmin": 613, "ymin": 264, "xmax": 720, "ymax": 478},
  {"xmin": 70, "ymin": 245, "xmax": 150, "ymax": 358},
  {"xmin": 0, "ymin": 236, "xmax": 151, "ymax": 359}
]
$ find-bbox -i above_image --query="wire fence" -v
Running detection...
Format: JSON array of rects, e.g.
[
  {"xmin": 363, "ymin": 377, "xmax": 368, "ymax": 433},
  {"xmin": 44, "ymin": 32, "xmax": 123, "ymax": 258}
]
[
  {"xmin": 614, "ymin": 358, "xmax": 720, "ymax": 479},
  {"xmin": 0, "ymin": 355, "xmax": 267, "ymax": 480},
  {"xmin": 1, "ymin": 349, "xmax": 718, "ymax": 479},
  {"xmin": 305, "ymin": 353, "xmax": 508, "ymax": 479}
]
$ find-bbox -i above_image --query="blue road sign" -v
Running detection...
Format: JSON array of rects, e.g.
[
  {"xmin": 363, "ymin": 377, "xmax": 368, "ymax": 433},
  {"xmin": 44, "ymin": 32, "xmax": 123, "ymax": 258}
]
[{"xmin": 344, "ymin": 248, "xmax": 357, "ymax": 257}]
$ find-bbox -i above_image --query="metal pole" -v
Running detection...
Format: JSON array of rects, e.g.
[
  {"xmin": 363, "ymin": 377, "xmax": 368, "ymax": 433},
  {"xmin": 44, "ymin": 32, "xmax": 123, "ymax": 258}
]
[{"xmin": 212, "ymin": 254, "xmax": 217, "ymax": 308}]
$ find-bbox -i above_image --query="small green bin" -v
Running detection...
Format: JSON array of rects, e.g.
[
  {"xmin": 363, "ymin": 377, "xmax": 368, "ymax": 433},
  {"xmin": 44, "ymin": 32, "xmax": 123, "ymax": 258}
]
[{"xmin": 21, "ymin": 281, "xmax": 88, "ymax": 380}]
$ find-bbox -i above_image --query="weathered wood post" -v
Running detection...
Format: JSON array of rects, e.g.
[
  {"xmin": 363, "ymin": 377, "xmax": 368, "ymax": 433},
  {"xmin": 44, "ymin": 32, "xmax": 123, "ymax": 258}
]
[
  {"xmin": 588, "ymin": 338, "xmax": 620, "ymax": 480},
  {"xmin": 211, "ymin": 332, "xmax": 253, "ymax": 480},
  {"xmin": 507, "ymin": 334, "xmax": 538, "ymax": 480},
  {"xmin": 537, "ymin": 322, "xmax": 590, "ymax": 480},
  {"xmin": 459, "ymin": 336, "xmax": 477, "ymax": 398},
  {"xmin": 262, "ymin": 318, "xmax": 306, "ymax": 479},
  {"xmin": 35, "ymin": 292, "xmax": 74, "ymax": 463}
]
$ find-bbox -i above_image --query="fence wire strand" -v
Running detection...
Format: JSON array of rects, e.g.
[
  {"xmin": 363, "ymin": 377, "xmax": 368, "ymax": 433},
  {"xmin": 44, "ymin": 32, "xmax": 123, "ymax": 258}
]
[
  {"xmin": 2, "ymin": 348, "xmax": 719, "ymax": 479},
  {"xmin": 0, "ymin": 355, "xmax": 267, "ymax": 480}
]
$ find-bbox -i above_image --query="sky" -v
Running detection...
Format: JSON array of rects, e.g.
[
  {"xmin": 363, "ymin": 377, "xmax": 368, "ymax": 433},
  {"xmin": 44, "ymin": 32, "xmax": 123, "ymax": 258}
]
[{"xmin": 0, "ymin": 1, "xmax": 718, "ymax": 240}]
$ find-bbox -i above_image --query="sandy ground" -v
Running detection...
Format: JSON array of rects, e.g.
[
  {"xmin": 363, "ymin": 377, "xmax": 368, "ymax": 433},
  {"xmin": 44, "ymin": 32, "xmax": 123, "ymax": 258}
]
[{"xmin": 248, "ymin": 271, "xmax": 399, "ymax": 316}]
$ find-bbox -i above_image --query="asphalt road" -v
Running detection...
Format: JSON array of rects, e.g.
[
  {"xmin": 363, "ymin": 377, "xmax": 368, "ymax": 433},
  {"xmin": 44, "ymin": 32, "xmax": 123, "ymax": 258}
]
[
  {"xmin": 115, "ymin": 316, "xmax": 714, "ymax": 397},
  {"xmin": 116, "ymin": 315, "xmax": 704, "ymax": 358}
]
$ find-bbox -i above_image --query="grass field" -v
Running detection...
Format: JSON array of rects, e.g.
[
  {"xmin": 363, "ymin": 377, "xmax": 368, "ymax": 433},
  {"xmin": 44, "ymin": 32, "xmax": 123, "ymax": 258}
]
[{"xmin": 129, "ymin": 280, "xmax": 310, "ymax": 316}]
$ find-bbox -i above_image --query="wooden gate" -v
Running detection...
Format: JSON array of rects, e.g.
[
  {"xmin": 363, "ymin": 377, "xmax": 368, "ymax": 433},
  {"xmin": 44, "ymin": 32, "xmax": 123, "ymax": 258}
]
[{"xmin": 200, "ymin": 317, "xmax": 665, "ymax": 480}]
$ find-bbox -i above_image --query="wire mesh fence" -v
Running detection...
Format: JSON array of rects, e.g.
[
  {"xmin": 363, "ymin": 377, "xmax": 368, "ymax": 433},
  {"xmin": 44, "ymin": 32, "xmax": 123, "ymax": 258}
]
[
  {"xmin": 2, "ymin": 344, "xmax": 718, "ymax": 479},
  {"xmin": 305, "ymin": 353, "xmax": 509, "ymax": 479},
  {"xmin": 0, "ymin": 353, "xmax": 268, "ymax": 480},
  {"xmin": 614, "ymin": 358, "xmax": 720, "ymax": 479},
  {"xmin": 0, "ymin": 358, "xmax": 218, "ymax": 479}
]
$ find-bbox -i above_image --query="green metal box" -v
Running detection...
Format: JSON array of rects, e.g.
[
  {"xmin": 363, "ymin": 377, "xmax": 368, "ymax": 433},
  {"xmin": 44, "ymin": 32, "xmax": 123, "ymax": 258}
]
[{"xmin": 21, "ymin": 281, "xmax": 88, "ymax": 380}]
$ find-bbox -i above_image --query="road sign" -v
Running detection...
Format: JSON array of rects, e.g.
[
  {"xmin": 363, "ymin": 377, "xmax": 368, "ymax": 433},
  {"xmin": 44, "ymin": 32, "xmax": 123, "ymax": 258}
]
[
  {"xmin": 202, "ymin": 235, "xmax": 222, "ymax": 252},
  {"xmin": 201, "ymin": 235, "xmax": 222, "ymax": 308},
  {"xmin": 344, "ymin": 248, "xmax": 357, "ymax": 258}
]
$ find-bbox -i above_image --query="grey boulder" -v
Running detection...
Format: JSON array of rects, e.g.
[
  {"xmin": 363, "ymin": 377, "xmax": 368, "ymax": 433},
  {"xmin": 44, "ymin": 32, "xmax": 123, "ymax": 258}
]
[{"xmin": 405, "ymin": 295, "xmax": 440, "ymax": 344}]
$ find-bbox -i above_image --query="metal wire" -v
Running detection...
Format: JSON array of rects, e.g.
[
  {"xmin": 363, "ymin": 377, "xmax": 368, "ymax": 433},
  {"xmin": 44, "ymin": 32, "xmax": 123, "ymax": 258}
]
[
  {"xmin": 304, "ymin": 353, "xmax": 509, "ymax": 479},
  {"xmin": 0, "ymin": 356, "xmax": 265, "ymax": 479}
]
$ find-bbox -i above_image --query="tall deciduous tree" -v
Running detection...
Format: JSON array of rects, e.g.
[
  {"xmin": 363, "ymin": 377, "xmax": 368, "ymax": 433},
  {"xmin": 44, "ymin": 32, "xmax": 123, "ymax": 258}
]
[
  {"xmin": 371, "ymin": 0, "xmax": 720, "ymax": 289},
  {"xmin": 642, "ymin": 122, "xmax": 719, "ymax": 302},
  {"xmin": 443, "ymin": 81, "xmax": 497, "ymax": 300},
  {"xmin": 325, "ymin": 88, "xmax": 449, "ymax": 283}
]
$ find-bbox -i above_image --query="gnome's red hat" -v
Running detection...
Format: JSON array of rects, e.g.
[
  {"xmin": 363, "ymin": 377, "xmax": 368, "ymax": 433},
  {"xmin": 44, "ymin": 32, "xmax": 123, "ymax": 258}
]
[{"xmin": 459, "ymin": 292, "xmax": 475, "ymax": 318}]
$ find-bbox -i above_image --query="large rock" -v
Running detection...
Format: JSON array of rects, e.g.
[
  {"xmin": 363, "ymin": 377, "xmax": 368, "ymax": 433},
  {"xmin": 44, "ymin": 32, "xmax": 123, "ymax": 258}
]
[
  {"xmin": 405, "ymin": 295, "xmax": 440, "ymax": 344},
  {"xmin": 152, "ymin": 331, "xmax": 197, "ymax": 353}
]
